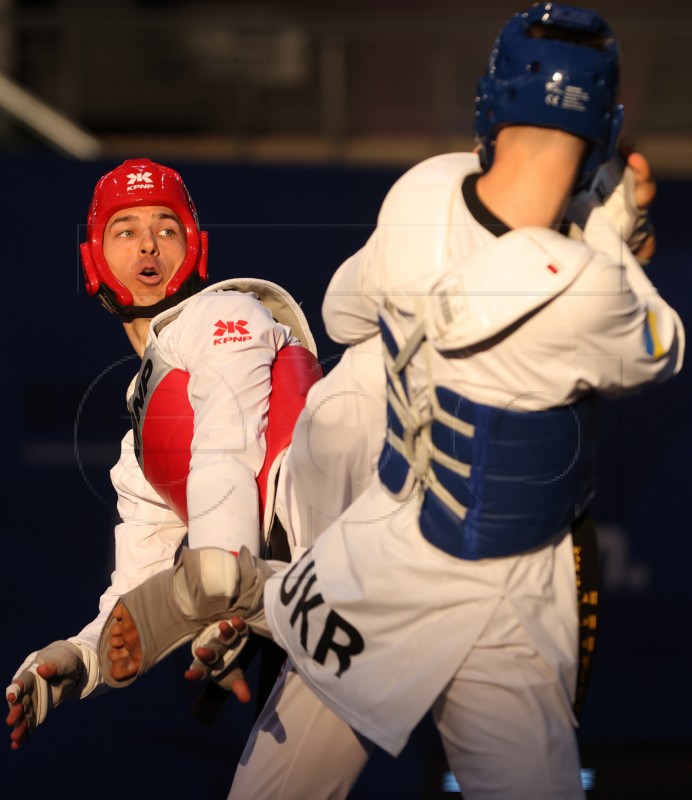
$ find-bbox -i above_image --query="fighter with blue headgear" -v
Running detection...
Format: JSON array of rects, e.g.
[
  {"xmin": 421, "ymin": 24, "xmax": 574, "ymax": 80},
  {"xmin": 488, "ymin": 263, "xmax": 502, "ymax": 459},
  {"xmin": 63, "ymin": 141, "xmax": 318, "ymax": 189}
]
[
  {"xmin": 90, "ymin": 7, "xmax": 683, "ymax": 800},
  {"xmin": 475, "ymin": 2, "xmax": 623, "ymax": 184}
]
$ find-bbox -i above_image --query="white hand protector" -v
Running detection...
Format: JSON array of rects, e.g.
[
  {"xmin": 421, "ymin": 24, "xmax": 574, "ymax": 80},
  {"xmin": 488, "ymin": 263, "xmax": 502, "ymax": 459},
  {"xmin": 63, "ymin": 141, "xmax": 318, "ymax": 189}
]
[
  {"xmin": 189, "ymin": 620, "xmax": 251, "ymax": 690},
  {"xmin": 6, "ymin": 641, "xmax": 86, "ymax": 733},
  {"xmin": 568, "ymin": 154, "xmax": 654, "ymax": 261}
]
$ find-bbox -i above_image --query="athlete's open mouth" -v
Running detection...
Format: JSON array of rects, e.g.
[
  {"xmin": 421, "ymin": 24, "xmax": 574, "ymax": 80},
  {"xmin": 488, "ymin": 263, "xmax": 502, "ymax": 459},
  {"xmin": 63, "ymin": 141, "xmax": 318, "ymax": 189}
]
[{"xmin": 137, "ymin": 264, "xmax": 163, "ymax": 284}]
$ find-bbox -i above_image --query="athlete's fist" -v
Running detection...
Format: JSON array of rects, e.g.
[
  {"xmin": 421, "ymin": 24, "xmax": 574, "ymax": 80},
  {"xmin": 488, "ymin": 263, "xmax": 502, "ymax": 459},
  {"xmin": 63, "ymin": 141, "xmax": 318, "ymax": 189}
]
[
  {"xmin": 623, "ymin": 149, "xmax": 656, "ymax": 261},
  {"xmin": 619, "ymin": 143, "xmax": 656, "ymax": 210},
  {"xmin": 568, "ymin": 145, "xmax": 656, "ymax": 263}
]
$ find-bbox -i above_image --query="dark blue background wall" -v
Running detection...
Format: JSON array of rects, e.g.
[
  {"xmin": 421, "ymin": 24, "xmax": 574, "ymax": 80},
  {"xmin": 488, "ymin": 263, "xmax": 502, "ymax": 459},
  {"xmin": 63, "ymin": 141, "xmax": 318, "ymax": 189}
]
[{"xmin": 1, "ymin": 154, "xmax": 690, "ymax": 798}]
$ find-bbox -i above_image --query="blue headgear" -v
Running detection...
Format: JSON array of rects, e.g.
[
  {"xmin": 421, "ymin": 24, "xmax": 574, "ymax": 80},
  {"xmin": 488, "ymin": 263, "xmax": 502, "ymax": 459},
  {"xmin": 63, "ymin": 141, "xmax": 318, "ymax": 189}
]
[{"xmin": 474, "ymin": 3, "xmax": 623, "ymax": 184}]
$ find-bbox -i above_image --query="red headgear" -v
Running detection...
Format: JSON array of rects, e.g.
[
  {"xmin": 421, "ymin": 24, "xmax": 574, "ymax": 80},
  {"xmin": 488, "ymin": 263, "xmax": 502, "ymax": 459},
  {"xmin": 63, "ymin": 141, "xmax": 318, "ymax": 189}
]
[{"xmin": 80, "ymin": 159, "xmax": 208, "ymax": 317}]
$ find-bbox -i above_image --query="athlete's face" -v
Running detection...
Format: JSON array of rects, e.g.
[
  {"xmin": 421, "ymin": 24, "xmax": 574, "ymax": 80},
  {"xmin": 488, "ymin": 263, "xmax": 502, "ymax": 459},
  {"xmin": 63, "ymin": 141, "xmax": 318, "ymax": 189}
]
[{"xmin": 102, "ymin": 205, "xmax": 187, "ymax": 307}]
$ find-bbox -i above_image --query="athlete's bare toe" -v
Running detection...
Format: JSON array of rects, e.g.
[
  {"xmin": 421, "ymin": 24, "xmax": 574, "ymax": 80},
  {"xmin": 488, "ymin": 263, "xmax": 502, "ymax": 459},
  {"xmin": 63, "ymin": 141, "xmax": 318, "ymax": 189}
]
[{"xmin": 106, "ymin": 603, "xmax": 142, "ymax": 681}]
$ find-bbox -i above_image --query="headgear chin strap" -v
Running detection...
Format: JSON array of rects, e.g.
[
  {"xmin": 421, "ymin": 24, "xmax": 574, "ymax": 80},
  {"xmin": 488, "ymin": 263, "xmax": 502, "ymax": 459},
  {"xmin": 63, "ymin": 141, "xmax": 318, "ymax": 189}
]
[
  {"xmin": 474, "ymin": 3, "xmax": 623, "ymax": 187},
  {"xmin": 80, "ymin": 159, "xmax": 209, "ymax": 318}
]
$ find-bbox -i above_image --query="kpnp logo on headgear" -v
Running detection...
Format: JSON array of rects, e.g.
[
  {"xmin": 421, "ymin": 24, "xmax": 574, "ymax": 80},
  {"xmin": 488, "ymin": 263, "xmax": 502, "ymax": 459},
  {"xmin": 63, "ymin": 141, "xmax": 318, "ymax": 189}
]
[
  {"xmin": 126, "ymin": 171, "xmax": 154, "ymax": 191},
  {"xmin": 81, "ymin": 158, "xmax": 209, "ymax": 317}
]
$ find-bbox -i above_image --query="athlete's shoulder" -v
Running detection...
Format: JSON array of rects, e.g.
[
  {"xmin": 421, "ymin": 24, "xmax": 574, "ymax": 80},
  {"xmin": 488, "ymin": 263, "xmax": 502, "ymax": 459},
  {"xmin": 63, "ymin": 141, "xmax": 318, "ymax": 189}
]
[
  {"xmin": 379, "ymin": 152, "xmax": 481, "ymax": 225},
  {"xmin": 422, "ymin": 227, "xmax": 598, "ymax": 351},
  {"xmin": 196, "ymin": 278, "xmax": 263, "ymax": 304},
  {"xmin": 194, "ymin": 277, "xmax": 317, "ymax": 355},
  {"xmin": 500, "ymin": 227, "xmax": 621, "ymax": 292},
  {"xmin": 503, "ymin": 226, "xmax": 595, "ymax": 264},
  {"xmin": 397, "ymin": 152, "xmax": 480, "ymax": 184},
  {"xmin": 145, "ymin": 279, "xmax": 259, "ymax": 331},
  {"xmin": 175, "ymin": 281, "xmax": 269, "ymax": 327}
]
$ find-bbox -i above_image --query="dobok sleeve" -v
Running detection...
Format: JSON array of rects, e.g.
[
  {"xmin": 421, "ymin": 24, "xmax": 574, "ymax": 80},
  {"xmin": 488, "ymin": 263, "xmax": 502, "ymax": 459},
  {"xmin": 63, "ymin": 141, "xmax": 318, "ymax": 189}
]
[
  {"xmin": 69, "ymin": 430, "xmax": 186, "ymax": 687},
  {"xmin": 164, "ymin": 291, "xmax": 294, "ymax": 555},
  {"xmin": 322, "ymin": 243, "xmax": 383, "ymax": 345},
  {"xmin": 562, "ymin": 247, "xmax": 684, "ymax": 395}
]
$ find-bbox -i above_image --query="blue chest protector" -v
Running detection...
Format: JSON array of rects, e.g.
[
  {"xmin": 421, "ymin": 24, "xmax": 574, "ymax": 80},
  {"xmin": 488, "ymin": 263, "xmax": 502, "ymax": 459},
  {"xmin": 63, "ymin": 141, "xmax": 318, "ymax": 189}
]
[{"xmin": 377, "ymin": 313, "xmax": 598, "ymax": 560}]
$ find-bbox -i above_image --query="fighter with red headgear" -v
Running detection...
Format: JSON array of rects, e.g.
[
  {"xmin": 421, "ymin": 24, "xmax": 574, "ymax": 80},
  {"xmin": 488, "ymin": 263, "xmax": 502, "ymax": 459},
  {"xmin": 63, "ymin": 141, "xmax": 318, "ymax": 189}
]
[
  {"xmin": 5, "ymin": 158, "xmax": 321, "ymax": 747},
  {"xmin": 81, "ymin": 159, "xmax": 208, "ymax": 317}
]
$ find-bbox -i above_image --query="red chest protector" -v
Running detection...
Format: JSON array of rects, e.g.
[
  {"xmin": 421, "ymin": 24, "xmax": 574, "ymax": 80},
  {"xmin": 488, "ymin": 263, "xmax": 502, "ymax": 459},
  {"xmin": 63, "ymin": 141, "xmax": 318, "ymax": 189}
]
[
  {"xmin": 129, "ymin": 278, "xmax": 322, "ymax": 541},
  {"xmin": 133, "ymin": 344, "xmax": 321, "ymax": 534}
]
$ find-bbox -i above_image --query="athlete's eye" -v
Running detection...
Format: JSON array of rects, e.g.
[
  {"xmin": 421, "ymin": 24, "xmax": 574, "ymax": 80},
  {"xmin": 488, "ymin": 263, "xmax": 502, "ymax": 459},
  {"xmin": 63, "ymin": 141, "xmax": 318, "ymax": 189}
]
[
  {"xmin": 159, "ymin": 228, "xmax": 176, "ymax": 237},
  {"xmin": 115, "ymin": 229, "xmax": 134, "ymax": 238}
]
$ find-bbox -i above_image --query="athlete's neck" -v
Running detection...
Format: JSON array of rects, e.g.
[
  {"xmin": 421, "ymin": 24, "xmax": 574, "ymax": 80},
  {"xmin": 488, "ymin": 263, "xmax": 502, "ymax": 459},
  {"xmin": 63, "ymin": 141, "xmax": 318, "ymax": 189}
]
[
  {"xmin": 476, "ymin": 127, "xmax": 586, "ymax": 230},
  {"xmin": 122, "ymin": 317, "xmax": 152, "ymax": 358}
]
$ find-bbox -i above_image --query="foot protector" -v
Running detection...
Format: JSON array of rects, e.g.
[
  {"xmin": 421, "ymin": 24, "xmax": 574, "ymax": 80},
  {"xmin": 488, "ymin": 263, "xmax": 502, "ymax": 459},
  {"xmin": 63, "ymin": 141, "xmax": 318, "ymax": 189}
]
[{"xmin": 98, "ymin": 546, "xmax": 272, "ymax": 688}]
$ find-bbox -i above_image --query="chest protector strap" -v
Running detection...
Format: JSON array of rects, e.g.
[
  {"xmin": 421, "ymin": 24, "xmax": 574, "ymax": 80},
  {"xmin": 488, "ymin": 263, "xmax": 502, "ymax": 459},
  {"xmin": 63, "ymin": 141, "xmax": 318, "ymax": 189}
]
[{"xmin": 377, "ymin": 307, "xmax": 598, "ymax": 560}]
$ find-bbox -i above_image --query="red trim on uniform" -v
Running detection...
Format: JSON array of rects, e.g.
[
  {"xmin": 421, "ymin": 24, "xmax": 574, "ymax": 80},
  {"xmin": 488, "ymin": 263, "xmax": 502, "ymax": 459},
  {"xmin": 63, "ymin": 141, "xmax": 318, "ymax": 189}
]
[
  {"xmin": 141, "ymin": 369, "xmax": 193, "ymax": 522},
  {"xmin": 256, "ymin": 346, "xmax": 323, "ymax": 519}
]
